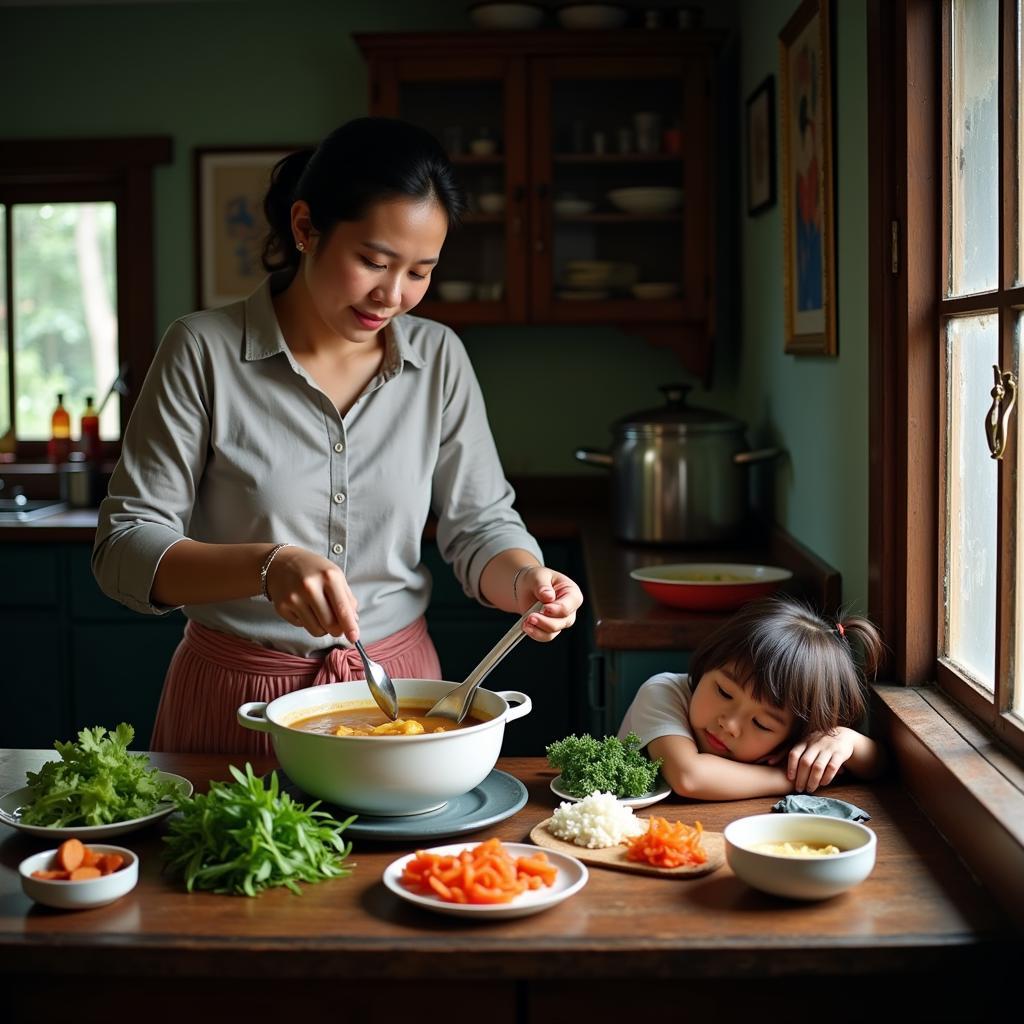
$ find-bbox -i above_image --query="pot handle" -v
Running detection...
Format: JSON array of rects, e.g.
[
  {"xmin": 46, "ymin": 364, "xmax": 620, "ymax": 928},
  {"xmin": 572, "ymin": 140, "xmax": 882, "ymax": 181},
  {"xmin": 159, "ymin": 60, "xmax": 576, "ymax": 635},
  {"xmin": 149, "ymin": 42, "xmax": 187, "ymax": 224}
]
[
  {"xmin": 495, "ymin": 691, "xmax": 532, "ymax": 722},
  {"xmin": 237, "ymin": 701, "xmax": 271, "ymax": 732},
  {"xmin": 734, "ymin": 447, "xmax": 781, "ymax": 465},
  {"xmin": 575, "ymin": 448, "xmax": 613, "ymax": 468}
]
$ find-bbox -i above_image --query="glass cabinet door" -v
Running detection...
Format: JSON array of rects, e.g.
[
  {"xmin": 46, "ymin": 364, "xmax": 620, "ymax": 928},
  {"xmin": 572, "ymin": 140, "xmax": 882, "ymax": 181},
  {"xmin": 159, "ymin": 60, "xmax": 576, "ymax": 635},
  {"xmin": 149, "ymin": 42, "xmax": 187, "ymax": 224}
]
[
  {"xmin": 382, "ymin": 57, "xmax": 528, "ymax": 324},
  {"xmin": 528, "ymin": 55, "xmax": 709, "ymax": 325}
]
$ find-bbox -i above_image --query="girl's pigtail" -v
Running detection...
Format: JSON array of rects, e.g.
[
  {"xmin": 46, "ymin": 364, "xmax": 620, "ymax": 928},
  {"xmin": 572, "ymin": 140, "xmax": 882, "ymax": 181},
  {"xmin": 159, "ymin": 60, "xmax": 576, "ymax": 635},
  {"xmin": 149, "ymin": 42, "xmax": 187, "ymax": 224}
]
[
  {"xmin": 262, "ymin": 147, "xmax": 315, "ymax": 273},
  {"xmin": 839, "ymin": 614, "xmax": 884, "ymax": 681}
]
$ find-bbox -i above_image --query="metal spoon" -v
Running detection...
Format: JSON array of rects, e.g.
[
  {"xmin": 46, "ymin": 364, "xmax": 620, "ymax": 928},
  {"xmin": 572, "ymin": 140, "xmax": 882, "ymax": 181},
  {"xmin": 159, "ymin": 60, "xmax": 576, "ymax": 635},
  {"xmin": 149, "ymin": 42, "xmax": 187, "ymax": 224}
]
[
  {"xmin": 353, "ymin": 638, "xmax": 399, "ymax": 721},
  {"xmin": 426, "ymin": 602, "xmax": 543, "ymax": 724}
]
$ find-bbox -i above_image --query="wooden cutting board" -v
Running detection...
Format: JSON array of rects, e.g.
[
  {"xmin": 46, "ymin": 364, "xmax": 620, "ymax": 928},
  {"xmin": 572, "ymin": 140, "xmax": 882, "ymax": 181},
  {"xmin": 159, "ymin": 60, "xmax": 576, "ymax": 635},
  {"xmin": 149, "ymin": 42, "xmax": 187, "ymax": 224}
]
[{"xmin": 529, "ymin": 818, "xmax": 725, "ymax": 878}]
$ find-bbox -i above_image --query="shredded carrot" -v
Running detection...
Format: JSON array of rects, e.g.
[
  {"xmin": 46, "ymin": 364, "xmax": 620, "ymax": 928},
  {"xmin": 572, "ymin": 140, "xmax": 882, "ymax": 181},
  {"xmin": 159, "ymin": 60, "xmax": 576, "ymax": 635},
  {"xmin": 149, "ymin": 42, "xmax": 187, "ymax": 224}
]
[
  {"xmin": 401, "ymin": 837, "xmax": 559, "ymax": 905},
  {"xmin": 623, "ymin": 817, "xmax": 708, "ymax": 868}
]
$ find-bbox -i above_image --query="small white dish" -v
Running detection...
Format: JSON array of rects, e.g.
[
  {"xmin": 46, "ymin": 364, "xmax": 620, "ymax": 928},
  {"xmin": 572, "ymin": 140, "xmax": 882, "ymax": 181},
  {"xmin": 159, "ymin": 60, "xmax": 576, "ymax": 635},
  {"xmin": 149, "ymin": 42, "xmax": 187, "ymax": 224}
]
[
  {"xmin": 554, "ymin": 198, "xmax": 595, "ymax": 216},
  {"xmin": 383, "ymin": 841, "xmax": 588, "ymax": 919},
  {"xmin": 19, "ymin": 844, "xmax": 139, "ymax": 910},
  {"xmin": 0, "ymin": 771, "xmax": 192, "ymax": 840},
  {"xmin": 550, "ymin": 774, "xmax": 671, "ymax": 810},
  {"xmin": 558, "ymin": 3, "xmax": 629, "ymax": 30},
  {"xmin": 437, "ymin": 281, "xmax": 475, "ymax": 302},
  {"xmin": 724, "ymin": 813, "xmax": 877, "ymax": 900},
  {"xmin": 477, "ymin": 192, "xmax": 506, "ymax": 214},
  {"xmin": 608, "ymin": 186, "xmax": 683, "ymax": 215},
  {"xmin": 469, "ymin": 2, "xmax": 546, "ymax": 30}
]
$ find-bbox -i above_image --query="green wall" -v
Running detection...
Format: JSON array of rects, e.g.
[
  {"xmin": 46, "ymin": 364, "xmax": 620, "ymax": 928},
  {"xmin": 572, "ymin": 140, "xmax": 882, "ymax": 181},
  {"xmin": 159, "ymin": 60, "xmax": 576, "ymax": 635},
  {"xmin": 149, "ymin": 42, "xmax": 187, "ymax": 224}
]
[
  {"xmin": 1, "ymin": 0, "xmax": 869, "ymax": 606},
  {"xmin": 724, "ymin": 0, "xmax": 870, "ymax": 609}
]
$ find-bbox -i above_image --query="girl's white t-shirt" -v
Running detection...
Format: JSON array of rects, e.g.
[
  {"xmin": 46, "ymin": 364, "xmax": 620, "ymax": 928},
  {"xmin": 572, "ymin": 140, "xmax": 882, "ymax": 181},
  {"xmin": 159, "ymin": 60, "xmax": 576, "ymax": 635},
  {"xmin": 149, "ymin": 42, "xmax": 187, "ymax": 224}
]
[{"xmin": 617, "ymin": 672, "xmax": 695, "ymax": 748}]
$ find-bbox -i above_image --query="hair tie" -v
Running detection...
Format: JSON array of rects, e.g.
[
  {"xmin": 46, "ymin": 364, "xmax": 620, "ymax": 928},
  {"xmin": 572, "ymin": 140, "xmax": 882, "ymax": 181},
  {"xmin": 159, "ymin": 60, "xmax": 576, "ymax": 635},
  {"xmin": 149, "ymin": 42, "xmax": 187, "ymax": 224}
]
[{"xmin": 835, "ymin": 622, "xmax": 846, "ymax": 638}]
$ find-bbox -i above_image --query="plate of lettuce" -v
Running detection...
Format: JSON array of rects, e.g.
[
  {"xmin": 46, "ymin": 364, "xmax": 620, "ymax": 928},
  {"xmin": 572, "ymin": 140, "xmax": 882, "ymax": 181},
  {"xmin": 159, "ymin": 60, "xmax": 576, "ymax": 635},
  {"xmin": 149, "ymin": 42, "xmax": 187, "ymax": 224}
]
[{"xmin": 0, "ymin": 724, "xmax": 192, "ymax": 839}]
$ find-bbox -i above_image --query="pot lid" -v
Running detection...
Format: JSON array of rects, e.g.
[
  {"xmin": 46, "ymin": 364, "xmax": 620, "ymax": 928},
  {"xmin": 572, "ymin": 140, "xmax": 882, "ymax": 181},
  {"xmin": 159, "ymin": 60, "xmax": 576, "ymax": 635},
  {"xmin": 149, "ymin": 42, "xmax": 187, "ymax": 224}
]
[{"xmin": 615, "ymin": 384, "xmax": 743, "ymax": 436}]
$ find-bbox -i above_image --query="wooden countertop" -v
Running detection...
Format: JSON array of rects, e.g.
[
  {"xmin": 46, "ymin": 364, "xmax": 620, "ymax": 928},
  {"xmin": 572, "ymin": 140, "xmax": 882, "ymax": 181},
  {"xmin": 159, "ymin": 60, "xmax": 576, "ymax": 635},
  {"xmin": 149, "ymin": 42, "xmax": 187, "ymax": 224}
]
[{"xmin": 0, "ymin": 751, "xmax": 1008, "ymax": 993}]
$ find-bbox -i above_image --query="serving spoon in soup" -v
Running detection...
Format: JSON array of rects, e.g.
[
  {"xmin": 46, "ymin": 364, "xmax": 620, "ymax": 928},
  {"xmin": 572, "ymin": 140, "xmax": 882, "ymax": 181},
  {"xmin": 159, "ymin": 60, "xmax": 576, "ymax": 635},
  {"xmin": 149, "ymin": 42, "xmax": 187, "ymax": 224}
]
[
  {"xmin": 353, "ymin": 639, "xmax": 399, "ymax": 721},
  {"xmin": 426, "ymin": 602, "xmax": 542, "ymax": 724}
]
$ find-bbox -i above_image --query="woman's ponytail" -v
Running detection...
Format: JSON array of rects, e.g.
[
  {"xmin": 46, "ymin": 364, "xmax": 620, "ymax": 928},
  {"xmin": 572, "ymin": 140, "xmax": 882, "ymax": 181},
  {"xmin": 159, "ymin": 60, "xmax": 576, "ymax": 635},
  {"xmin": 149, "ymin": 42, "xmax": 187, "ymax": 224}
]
[{"xmin": 262, "ymin": 147, "xmax": 314, "ymax": 273}]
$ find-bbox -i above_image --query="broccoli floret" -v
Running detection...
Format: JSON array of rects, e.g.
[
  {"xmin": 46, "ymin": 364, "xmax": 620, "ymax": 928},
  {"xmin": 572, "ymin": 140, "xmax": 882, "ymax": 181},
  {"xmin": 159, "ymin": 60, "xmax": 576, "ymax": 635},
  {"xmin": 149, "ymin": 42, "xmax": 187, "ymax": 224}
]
[{"xmin": 545, "ymin": 732, "xmax": 662, "ymax": 798}]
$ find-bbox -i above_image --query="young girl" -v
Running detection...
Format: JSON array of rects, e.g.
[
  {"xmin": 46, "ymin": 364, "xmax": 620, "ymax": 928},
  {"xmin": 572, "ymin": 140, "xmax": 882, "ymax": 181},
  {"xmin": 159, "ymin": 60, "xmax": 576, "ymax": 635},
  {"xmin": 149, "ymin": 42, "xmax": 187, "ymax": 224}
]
[
  {"xmin": 93, "ymin": 117, "xmax": 583, "ymax": 754},
  {"xmin": 618, "ymin": 596, "xmax": 885, "ymax": 800}
]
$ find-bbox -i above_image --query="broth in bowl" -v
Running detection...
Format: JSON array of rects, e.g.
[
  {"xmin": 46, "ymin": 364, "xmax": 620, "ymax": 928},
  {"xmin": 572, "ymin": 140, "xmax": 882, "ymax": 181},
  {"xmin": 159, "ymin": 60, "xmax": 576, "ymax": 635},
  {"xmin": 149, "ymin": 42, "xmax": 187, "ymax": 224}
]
[{"xmin": 289, "ymin": 701, "xmax": 491, "ymax": 737}]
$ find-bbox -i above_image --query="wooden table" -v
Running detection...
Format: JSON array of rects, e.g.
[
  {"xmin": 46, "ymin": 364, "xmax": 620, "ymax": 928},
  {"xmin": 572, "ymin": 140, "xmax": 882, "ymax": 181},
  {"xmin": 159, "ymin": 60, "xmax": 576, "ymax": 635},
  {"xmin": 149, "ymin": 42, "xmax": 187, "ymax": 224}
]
[{"xmin": 0, "ymin": 752, "xmax": 1013, "ymax": 1023}]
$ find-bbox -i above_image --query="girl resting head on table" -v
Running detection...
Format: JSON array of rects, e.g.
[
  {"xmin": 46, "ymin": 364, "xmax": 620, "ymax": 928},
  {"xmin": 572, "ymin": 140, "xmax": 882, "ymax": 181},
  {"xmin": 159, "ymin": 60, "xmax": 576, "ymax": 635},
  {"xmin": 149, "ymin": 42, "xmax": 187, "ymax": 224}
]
[
  {"xmin": 618, "ymin": 596, "xmax": 885, "ymax": 801},
  {"xmin": 92, "ymin": 117, "xmax": 583, "ymax": 755}
]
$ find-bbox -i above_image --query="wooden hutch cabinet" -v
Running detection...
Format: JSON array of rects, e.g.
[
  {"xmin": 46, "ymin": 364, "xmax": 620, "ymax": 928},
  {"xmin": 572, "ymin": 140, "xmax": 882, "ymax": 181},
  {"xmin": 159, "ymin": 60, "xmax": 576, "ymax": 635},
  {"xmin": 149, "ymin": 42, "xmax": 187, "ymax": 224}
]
[{"xmin": 355, "ymin": 30, "xmax": 723, "ymax": 378}]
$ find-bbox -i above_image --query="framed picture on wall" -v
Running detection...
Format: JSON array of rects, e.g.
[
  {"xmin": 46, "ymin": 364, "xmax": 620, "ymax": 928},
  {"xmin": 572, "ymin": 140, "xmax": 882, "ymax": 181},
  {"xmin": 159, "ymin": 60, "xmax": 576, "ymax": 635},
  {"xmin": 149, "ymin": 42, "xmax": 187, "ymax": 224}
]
[
  {"xmin": 194, "ymin": 146, "xmax": 302, "ymax": 309},
  {"xmin": 779, "ymin": 0, "xmax": 837, "ymax": 356},
  {"xmin": 746, "ymin": 75, "xmax": 776, "ymax": 216}
]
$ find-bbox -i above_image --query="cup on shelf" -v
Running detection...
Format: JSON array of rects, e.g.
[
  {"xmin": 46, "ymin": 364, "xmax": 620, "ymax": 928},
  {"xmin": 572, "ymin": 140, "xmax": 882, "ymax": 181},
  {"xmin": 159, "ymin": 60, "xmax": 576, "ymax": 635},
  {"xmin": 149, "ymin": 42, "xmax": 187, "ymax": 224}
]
[
  {"xmin": 633, "ymin": 111, "xmax": 662, "ymax": 155},
  {"xmin": 476, "ymin": 282, "xmax": 504, "ymax": 301},
  {"xmin": 478, "ymin": 192, "xmax": 506, "ymax": 214},
  {"xmin": 437, "ymin": 281, "xmax": 475, "ymax": 302}
]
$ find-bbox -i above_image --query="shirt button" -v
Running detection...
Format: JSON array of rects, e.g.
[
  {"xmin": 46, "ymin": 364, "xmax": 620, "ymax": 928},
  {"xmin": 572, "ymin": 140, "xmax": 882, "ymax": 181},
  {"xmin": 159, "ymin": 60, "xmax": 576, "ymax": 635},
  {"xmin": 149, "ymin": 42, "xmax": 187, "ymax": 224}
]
[
  {"xmin": 332, "ymin": 543, "xmax": 344, "ymax": 555},
  {"xmin": 334, "ymin": 442, "xmax": 345, "ymax": 453},
  {"xmin": 333, "ymin": 492, "xmax": 346, "ymax": 504}
]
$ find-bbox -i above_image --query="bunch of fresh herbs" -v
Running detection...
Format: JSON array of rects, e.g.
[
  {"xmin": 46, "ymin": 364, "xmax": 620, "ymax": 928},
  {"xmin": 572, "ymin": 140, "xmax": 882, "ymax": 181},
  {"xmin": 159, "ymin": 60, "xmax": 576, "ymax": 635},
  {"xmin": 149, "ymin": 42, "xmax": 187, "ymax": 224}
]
[
  {"xmin": 21, "ymin": 723, "xmax": 179, "ymax": 827},
  {"xmin": 162, "ymin": 763, "xmax": 355, "ymax": 896},
  {"xmin": 546, "ymin": 731, "xmax": 662, "ymax": 798}
]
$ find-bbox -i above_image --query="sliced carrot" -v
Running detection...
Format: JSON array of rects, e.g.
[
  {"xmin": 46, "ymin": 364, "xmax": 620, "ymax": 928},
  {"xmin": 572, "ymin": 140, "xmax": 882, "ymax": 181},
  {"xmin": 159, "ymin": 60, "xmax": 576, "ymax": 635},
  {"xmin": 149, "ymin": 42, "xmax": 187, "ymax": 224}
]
[
  {"xmin": 400, "ymin": 839, "xmax": 558, "ymax": 906},
  {"xmin": 31, "ymin": 869, "xmax": 71, "ymax": 880},
  {"xmin": 81, "ymin": 847, "xmax": 103, "ymax": 868},
  {"xmin": 56, "ymin": 838, "xmax": 85, "ymax": 873},
  {"xmin": 69, "ymin": 866, "xmax": 102, "ymax": 881},
  {"xmin": 623, "ymin": 817, "xmax": 708, "ymax": 868},
  {"xmin": 98, "ymin": 853, "xmax": 125, "ymax": 875}
]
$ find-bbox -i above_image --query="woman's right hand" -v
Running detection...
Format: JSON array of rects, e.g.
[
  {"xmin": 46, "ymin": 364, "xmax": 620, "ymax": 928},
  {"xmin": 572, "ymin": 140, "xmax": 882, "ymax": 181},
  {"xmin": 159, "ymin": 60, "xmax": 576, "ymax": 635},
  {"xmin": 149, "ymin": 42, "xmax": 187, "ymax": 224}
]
[{"xmin": 264, "ymin": 546, "xmax": 359, "ymax": 640}]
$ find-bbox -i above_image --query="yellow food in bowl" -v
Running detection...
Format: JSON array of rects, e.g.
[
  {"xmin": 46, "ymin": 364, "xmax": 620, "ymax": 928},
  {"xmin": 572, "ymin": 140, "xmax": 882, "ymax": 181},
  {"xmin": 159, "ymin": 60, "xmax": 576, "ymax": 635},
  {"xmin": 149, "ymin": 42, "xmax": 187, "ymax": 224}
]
[{"xmin": 751, "ymin": 840, "xmax": 842, "ymax": 858}]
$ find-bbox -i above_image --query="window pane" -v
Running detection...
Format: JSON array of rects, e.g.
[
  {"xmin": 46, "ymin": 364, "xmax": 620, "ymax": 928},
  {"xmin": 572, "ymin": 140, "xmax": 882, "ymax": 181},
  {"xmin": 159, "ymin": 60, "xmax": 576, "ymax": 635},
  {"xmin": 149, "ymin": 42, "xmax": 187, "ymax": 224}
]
[
  {"xmin": 12, "ymin": 202, "xmax": 119, "ymax": 441},
  {"xmin": 949, "ymin": 0, "xmax": 999, "ymax": 296},
  {"xmin": 0, "ymin": 205, "xmax": 9, "ymax": 441},
  {"xmin": 945, "ymin": 315, "xmax": 998, "ymax": 689}
]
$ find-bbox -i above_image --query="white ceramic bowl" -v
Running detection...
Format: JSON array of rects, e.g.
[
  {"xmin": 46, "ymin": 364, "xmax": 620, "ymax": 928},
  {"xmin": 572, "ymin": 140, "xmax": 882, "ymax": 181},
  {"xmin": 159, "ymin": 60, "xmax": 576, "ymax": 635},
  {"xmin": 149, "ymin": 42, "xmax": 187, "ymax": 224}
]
[
  {"xmin": 631, "ymin": 282, "xmax": 679, "ymax": 300},
  {"xmin": 724, "ymin": 813, "xmax": 877, "ymax": 900},
  {"xmin": 469, "ymin": 3, "xmax": 546, "ymax": 29},
  {"xmin": 608, "ymin": 186, "xmax": 683, "ymax": 214},
  {"xmin": 238, "ymin": 679, "xmax": 532, "ymax": 816},
  {"xmin": 437, "ymin": 280, "xmax": 475, "ymax": 302},
  {"xmin": 554, "ymin": 198, "xmax": 595, "ymax": 215},
  {"xmin": 19, "ymin": 844, "xmax": 139, "ymax": 910},
  {"xmin": 478, "ymin": 192, "xmax": 506, "ymax": 214},
  {"xmin": 558, "ymin": 4, "xmax": 628, "ymax": 30}
]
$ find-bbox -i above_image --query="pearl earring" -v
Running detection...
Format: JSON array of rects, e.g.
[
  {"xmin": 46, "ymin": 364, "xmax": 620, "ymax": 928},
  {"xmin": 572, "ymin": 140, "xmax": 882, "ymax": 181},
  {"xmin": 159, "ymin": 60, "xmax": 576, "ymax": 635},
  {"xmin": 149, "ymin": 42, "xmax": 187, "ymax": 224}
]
[{"xmin": 296, "ymin": 241, "xmax": 305, "ymax": 252}]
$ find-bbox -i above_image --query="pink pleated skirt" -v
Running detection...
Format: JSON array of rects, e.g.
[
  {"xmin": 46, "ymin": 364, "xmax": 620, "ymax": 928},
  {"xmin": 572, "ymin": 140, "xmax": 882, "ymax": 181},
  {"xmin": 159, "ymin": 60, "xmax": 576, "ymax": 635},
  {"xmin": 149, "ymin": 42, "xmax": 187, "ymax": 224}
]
[{"xmin": 150, "ymin": 617, "xmax": 442, "ymax": 755}]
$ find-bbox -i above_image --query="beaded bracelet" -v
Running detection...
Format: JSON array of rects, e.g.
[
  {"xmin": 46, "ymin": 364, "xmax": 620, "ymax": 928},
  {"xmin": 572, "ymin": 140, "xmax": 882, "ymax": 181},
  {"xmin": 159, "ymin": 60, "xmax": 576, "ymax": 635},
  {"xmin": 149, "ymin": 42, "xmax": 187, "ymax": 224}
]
[
  {"xmin": 259, "ymin": 543, "xmax": 290, "ymax": 601},
  {"xmin": 512, "ymin": 563, "xmax": 541, "ymax": 602}
]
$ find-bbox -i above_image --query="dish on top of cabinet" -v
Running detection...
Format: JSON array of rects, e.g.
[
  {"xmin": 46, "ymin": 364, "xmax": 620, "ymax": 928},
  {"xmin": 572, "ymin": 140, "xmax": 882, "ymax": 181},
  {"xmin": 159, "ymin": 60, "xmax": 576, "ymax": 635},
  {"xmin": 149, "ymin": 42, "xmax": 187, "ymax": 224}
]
[
  {"xmin": 558, "ymin": 4, "xmax": 629, "ymax": 30},
  {"xmin": 608, "ymin": 187, "xmax": 683, "ymax": 214},
  {"xmin": 629, "ymin": 563, "xmax": 792, "ymax": 611},
  {"xmin": 469, "ymin": 3, "xmax": 547, "ymax": 30},
  {"xmin": 631, "ymin": 282, "xmax": 679, "ymax": 300}
]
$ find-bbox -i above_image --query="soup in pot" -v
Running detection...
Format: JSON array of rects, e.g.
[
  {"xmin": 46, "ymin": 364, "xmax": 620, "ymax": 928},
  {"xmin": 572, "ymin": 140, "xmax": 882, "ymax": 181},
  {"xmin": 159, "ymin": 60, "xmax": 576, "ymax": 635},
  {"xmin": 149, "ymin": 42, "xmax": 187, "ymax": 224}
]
[{"xmin": 289, "ymin": 701, "xmax": 490, "ymax": 737}]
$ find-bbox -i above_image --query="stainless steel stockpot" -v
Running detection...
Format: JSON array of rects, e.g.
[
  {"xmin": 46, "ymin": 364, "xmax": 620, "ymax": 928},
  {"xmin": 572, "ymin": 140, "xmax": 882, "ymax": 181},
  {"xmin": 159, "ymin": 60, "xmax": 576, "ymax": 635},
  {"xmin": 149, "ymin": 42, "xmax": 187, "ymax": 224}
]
[{"xmin": 575, "ymin": 384, "xmax": 779, "ymax": 544}]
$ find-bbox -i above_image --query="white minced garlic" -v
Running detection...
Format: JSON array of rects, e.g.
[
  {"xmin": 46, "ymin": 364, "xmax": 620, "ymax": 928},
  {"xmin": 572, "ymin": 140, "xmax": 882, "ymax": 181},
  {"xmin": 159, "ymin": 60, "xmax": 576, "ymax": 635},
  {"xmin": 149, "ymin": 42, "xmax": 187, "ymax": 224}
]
[{"xmin": 548, "ymin": 791, "xmax": 647, "ymax": 848}]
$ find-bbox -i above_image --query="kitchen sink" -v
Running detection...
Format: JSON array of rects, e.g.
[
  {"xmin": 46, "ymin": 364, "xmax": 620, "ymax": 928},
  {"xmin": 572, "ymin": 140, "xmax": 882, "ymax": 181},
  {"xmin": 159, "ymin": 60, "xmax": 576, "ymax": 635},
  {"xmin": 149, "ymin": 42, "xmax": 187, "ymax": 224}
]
[{"xmin": 0, "ymin": 498, "xmax": 68, "ymax": 522}]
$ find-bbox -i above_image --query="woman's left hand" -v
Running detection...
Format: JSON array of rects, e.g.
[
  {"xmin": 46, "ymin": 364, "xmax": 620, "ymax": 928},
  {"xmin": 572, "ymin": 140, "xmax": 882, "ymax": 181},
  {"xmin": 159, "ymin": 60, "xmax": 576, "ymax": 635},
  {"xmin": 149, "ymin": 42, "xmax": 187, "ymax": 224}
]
[{"xmin": 515, "ymin": 566, "xmax": 583, "ymax": 643}]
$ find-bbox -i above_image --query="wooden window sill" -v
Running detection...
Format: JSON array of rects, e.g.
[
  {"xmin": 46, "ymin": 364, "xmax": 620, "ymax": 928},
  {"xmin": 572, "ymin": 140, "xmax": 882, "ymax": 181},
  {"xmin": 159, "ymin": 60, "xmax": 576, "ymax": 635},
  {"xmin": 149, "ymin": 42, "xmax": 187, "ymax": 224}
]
[{"xmin": 873, "ymin": 683, "xmax": 1024, "ymax": 928}]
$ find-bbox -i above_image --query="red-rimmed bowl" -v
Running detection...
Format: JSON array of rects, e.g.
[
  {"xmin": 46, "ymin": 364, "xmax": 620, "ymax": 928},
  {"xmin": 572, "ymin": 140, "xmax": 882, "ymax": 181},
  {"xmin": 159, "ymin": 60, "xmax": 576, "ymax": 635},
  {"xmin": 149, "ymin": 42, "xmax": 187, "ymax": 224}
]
[{"xmin": 629, "ymin": 563, "xmax": 792, "ymax": 611}]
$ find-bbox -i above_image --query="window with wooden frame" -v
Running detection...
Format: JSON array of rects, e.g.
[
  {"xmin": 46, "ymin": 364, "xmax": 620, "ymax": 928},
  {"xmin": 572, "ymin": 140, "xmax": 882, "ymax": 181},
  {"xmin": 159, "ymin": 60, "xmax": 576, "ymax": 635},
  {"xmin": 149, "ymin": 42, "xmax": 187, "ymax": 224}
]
[
  {"xmin": 869, "ymin": 0, "xmax": 1024, "ymax": 759},
  {"xmin": 0, "ymin": 139, "xmax": 171, "ymax": 460}
]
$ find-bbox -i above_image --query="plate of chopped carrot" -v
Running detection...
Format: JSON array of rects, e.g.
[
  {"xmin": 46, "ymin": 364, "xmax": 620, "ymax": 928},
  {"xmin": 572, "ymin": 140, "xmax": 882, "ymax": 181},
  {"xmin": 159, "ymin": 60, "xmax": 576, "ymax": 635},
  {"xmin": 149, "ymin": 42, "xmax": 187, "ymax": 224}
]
[{"xmin": 383, "ymin": 836, "xmax": 588, "ymax": 919}]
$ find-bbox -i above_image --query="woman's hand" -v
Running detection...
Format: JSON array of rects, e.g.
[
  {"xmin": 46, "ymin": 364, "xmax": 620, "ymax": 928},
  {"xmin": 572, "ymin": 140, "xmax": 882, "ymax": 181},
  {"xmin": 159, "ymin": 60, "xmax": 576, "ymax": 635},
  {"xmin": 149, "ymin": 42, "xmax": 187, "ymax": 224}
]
[
  {"xmin": 786, "ymin": 727, "xmax": 858, "ymax": 793},
  {"xmin": 515, "ymin": 566, "xmax": 583, "ymax": 643},
  {"xmin": 265, "ymin": 546, "xmax": 359, "ymax": 640}
]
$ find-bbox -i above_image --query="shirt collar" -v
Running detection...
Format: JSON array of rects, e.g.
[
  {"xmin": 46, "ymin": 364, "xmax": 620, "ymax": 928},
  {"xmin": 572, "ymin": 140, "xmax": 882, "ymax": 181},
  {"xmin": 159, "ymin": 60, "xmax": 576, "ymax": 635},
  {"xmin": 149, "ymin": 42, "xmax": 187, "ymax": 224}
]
[{"xmin": 243, "ymin": 272, "xmax": 426, "ymax": 371}]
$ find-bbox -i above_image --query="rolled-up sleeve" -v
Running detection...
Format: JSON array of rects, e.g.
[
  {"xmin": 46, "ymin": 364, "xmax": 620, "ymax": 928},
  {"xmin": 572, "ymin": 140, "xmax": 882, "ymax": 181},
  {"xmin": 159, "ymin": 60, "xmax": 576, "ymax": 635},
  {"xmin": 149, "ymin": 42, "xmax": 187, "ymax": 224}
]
[
  {"xmin": 92, "ymin": 320, "xmax": 211, "ymax": 614},
  {"xmin": 430, "ymin": 329, "xmax": 543, "ymax": 603}
]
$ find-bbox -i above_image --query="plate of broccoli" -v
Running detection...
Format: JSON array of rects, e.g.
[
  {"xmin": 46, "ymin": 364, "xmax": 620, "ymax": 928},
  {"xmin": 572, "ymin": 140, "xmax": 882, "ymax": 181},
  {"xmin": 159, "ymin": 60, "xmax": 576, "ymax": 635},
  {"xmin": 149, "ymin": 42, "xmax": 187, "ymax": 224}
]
[{"xmin": 546, "ymin": 732, "xmax": 670, "ymax": 808}]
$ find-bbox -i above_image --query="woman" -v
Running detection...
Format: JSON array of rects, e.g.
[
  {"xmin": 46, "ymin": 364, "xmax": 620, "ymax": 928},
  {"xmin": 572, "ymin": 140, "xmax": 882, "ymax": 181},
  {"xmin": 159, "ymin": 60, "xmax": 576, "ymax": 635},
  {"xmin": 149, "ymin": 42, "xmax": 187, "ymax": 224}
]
[{"xmin": 93, "ymin": 117, "xmax": 583, "ymax": 754}]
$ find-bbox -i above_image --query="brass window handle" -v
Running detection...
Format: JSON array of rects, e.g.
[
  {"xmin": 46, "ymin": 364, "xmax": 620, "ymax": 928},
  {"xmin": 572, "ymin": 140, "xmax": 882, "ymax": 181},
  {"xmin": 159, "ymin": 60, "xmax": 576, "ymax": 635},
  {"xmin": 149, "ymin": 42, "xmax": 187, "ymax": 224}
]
[{"xmin": 985, "ymin": 364, "xmax": 1017, "ymax": 460}]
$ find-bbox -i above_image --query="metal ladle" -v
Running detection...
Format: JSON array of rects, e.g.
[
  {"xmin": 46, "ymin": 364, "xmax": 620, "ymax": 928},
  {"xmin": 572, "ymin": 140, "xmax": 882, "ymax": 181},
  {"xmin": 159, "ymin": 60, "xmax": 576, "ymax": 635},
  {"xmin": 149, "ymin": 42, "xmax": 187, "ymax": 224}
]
[
  {"xmin": 426, "ymin": 602, "xmax": 542, "ymax": 724},
  {"xmin": 353, "ymin": 638, "xmax": 399, "ymax": 721}
]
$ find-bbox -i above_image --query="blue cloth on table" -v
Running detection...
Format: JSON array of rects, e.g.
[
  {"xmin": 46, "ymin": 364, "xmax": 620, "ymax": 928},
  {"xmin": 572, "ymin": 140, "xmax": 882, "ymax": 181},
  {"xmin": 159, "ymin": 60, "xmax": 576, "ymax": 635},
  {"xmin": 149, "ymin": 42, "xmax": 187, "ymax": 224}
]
[{"xmin": 771, "ymin": 794, "xmax": 871, "ymax": 822}]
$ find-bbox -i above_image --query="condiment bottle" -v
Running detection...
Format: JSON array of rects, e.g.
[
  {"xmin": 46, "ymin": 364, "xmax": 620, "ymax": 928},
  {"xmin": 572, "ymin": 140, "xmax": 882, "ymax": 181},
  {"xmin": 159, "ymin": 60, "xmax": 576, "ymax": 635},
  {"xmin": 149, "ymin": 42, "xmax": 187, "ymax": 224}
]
[
  {"xmin": 80, "ymin": 395, "xmax": 100, "ymax": 463},
  {"xmin": 48, "ymin": 393, "xmax": 71, "ymax": 465}
]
